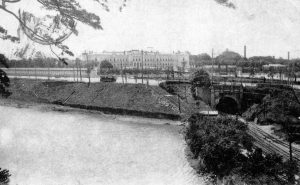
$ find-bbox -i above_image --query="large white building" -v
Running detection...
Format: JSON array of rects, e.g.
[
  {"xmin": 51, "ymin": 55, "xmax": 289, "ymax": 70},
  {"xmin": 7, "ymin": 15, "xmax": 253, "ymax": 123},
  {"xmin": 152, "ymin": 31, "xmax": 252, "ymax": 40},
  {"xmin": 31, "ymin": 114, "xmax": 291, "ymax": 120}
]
[{"xmin": 80, "ymin": 50, "xmax": 190, "ymax": 71}]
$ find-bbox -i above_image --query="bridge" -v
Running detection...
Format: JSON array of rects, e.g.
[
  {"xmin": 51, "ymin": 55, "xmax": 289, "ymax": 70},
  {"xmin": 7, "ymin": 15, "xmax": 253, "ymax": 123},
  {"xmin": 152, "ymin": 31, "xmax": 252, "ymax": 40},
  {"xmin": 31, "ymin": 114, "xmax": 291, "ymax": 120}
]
[
  {"xmin": 195, "ymin": 83, "xmax": 243, "ymax": 114},
  {"xmin": 164, "ymin": 80, "xmax": 244, "ymax": 114}
]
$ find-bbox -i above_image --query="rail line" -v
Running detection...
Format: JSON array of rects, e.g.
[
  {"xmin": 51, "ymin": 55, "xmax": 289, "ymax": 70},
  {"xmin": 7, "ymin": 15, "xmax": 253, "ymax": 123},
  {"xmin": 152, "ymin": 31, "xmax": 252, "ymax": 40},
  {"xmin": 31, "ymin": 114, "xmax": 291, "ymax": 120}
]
[{"xmin": 244, "ymin": 119, "xmax": 300, "ymax": 163}]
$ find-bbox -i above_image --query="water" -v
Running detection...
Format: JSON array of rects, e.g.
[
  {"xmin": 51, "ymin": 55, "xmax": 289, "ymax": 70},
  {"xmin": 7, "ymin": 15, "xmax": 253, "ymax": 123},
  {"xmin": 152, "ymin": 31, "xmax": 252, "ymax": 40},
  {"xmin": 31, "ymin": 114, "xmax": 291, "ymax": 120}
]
[{"xmin": 0, "ymin": 106, "xmax": 203, "ymax": 185}]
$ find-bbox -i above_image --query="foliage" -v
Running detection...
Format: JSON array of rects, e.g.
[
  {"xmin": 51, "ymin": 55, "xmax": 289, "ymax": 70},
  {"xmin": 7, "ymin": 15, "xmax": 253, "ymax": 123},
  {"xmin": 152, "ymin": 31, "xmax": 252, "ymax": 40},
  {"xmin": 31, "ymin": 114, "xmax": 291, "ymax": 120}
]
[
  {"xmin": 7, "ymin": 57, "xmax": 65, "ymax": 68},
  {"xmin": 189, "ymin": 53, "xmax": 211, "ymax": 67},
  {"xmin": 190, "ymin": 69, "xmax": 211, "ymax": 99},
  {"xmin": 215, "ymin": 50, "xmax": 242, "ymax": 65},
  {"xmin": 185, "ymin": 114, "xmax": 299, "ymax": 184},
  {"xmin": 0, "ymin": 0, "xmax": 127, "ymax": 60},
  {"xmin": 100, "ymin": 60, "xmax": 113, "ymax": 69},
  {"xmin": 191, "ymin": 69, "xmax": 211, "ymax": 87},
  {"xmin": 0, "ymin": 54, "xmax": 11, "ymax": 98},
  {"xmin": 0, "ymin": 168, "xmax": 10, "ymax": 185},
  {"xmin": 214, "ymin": 0, "xmax": 236, "ymax": 9},
  {"xmin": 245, "ymin": 87, "xmax": 300, "ymax": 125},
  {"xmin": 0, "ymin": 55, "xmax": 11, "ymax": 183},
  {"xmin": 159, "ymin": 82, "xmax": 176, "ymax": 95}
]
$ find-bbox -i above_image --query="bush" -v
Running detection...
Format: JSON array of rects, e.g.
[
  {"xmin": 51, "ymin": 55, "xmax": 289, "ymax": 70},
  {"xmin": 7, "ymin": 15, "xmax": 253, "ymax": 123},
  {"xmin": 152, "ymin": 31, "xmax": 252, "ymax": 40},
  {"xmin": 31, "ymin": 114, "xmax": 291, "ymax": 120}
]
[
  {"xmin": 0, "ymin": 168, "xmax": 10, "ymax": 184},
  {"xmin": 158, "ymin": 82, "xmax": 176, "ymax": 95},
  {"xmin": 185, "ymin": 114, "xmax": 299, "ymax": 184},
  {"xmin": 190, "ymin": 70, "xmax": 211, "ymax": 100},
  {"xmin": 0, "ymin": 54, "xmax": 11, "ymax": 97}
]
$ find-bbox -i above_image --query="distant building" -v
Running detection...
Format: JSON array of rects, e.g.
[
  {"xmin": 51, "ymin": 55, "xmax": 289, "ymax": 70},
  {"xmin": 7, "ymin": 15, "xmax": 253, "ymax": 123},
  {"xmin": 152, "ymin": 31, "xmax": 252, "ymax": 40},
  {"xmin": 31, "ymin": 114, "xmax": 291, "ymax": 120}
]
[
  {"xmin": 262, "ymin": 64, "xmax": 287, "ymax": 71},
  {"xmin": 80, "ymin": 50, "xmax": 190, "ymax": 71}
]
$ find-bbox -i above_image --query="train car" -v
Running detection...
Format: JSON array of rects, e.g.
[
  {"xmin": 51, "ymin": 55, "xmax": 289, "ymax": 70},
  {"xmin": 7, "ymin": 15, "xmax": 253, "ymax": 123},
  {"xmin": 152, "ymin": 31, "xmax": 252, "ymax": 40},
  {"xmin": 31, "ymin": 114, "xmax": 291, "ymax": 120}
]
[{"xmin": 100, "ymin": 75, "xmax": 117, "ymax": 82}]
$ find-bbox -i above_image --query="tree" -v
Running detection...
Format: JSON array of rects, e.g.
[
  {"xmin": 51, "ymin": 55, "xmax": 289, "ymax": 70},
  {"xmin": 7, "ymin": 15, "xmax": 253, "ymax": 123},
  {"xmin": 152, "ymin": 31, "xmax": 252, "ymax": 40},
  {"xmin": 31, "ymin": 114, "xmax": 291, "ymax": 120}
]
[
  {"xmin": 216, "ymin": 50, "xmax": 242, "ymax": 65},
  {"xmin": 0, "ymin": 54, "xmax": 11, "ymax": 98},
  {"xmin": 190, "ymin": 69, "xmax": 211, "ymax": 99},
  {"xmin": 249, "ymin": 67, "xmax": 255, "ymax": 79},
  {"xmin": 214, "ymin": 0, "xmax": 236, "ymax": 9},
  {"xmin": 100, "ymin": 60, "xmax": 113, "ymax": 69},
  {"xmin": 190, "ymin": 53, "xmax": 212, "ymax": 67},
  {"xmin": 186, "ymin": 114, "xmax": 299, "ymax": 184},
  {"xmin": 0, "ymin": 0, "xmax": 127, "ymax": 62},
  {"xmin": 0, "ymin": 0, "xmax": 235, "ymax": 57},
  {"xmin": 267, "ymin": 68, "xmax": 275, "ymax": 84},
  {"xmin": 0, "ymin": 168, "xmax": 10, "ymax": 185}
]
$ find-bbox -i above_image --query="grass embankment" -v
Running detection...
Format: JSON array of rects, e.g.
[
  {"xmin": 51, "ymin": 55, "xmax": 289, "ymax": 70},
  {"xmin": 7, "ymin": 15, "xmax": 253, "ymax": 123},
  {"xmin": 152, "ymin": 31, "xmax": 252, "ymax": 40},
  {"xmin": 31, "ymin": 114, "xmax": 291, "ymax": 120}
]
[
  {"xmin": 159, "ymin": 81, "xmax": 212, "ymax": 113},
  {"xmin": 5, "ymin": 78, "xmax": 191, "ymax": 120}
]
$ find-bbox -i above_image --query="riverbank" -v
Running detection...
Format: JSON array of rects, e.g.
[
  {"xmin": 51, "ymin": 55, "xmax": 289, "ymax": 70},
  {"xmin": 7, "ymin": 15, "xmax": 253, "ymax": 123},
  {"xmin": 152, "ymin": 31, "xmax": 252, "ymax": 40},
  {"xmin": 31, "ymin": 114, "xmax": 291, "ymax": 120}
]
[
  {"xmin": 0, "ymin": 97, "xmax": 184, "ymax": 127},
  {"xmin": 4, "ymin": 78, "xmax": 193, "ymax": 120}
]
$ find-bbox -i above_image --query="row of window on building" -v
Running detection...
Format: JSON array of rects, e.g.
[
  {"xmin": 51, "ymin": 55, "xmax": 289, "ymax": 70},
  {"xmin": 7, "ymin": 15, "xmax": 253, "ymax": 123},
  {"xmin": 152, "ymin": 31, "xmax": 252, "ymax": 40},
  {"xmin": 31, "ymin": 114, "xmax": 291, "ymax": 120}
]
[
  {"xmin": 102, "ymin": 57, "xmax": 175, "ymax": 62},
  {"xmin": 112, "ymin": 62, "xmax": 173, "ymax": 69}
]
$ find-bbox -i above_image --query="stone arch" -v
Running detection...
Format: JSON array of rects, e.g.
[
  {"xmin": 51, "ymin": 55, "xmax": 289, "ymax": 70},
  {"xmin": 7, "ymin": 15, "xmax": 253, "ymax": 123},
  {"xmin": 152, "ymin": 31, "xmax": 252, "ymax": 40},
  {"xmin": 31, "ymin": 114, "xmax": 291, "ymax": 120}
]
[{"xmin": 215, "ymin": 95, "xmax": 240, "ymax": 114}]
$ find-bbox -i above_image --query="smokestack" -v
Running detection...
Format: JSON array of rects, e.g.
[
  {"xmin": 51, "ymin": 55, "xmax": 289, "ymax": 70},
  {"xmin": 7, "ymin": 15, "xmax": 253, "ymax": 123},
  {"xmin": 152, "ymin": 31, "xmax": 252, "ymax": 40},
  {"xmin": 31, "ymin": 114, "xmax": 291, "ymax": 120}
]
[
  {"xmin": 288, "ymin": 52, "xmax": 290, "ymax": 60},
  {"xmin": 244, "ymin": 45, "xmax": 247, "ymax": 59}
]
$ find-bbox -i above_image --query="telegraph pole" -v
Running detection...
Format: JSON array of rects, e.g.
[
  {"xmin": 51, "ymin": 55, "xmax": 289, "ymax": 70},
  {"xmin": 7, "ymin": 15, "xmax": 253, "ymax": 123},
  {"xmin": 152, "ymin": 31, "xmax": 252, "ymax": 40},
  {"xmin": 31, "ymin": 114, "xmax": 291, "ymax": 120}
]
[
  {"xmin": 288, "ymin": 51, "xmax": 290, "ymax": 85},
  {"xmin": 85, "ymin": 52, "xmax": 90, "ymax": 85},
  {"xmin": 177, "ymin": 94, "xmax": 181, "ymax": 113},
  {"xmin": 121, "ymin": 55, "xmax": 124, "ymax": 84},
  {"xmin": 211, "ymin": 48, "xmax": 214, "ymax": 85},
  {"xmin": 142, "ymin": 50, "xmax": 144, "ymax": 84}
]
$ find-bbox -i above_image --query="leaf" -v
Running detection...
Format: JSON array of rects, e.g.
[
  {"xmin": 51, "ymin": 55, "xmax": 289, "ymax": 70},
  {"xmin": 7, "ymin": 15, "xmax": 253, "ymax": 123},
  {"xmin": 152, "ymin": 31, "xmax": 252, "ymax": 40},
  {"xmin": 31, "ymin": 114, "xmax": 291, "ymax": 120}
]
[
  {"xmin": 59, "ymin": 58, "xmax": 68, "ymax": 65},
  {"xmin": 0, "ymin": 26, "xmax": 7, "ymax": 34},
  {"xmin": 0, "ymin": 54, "xmax": 9, "ymax": 68},
  {"xmin": 64, "ymin": 50, "xmax": 74, "ymax": 57},
  {"xmin": 214, "ymin": 0, "xmax": 236, "ymax": 9},
  {"xmin": 0, "ymin": 168, "xmax": 10, "ymax": 184}
]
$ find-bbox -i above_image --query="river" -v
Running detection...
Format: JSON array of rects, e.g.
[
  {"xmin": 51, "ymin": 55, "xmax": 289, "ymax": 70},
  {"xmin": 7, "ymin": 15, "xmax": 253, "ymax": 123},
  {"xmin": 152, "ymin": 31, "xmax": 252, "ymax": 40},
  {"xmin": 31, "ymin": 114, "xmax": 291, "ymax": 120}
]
[{"xmin": 0, "ymin": 105, "xmax": 203, "ymax": 185}]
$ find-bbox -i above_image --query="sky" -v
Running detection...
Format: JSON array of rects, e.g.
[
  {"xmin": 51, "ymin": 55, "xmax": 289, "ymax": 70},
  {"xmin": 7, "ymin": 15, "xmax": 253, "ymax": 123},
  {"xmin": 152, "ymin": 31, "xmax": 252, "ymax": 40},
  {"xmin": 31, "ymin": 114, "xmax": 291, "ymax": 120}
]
[{"xmin": 1, "ymin": 0, "xmax": 300, "ymax": 59}]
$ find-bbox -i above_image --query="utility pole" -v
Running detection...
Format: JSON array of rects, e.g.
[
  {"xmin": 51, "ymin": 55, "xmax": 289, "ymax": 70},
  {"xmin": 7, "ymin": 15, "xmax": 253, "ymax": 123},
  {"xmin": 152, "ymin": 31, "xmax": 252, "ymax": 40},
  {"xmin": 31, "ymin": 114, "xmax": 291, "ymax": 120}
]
[
  {"xmin": 48, "ymin": 66, "xmax": 50, "ymax": 81},
  {"xmin": 76, "ymin": 59, "xmax": 79, "ymax": 82},
  {"xmin": 185, "ymin": 85, "xmax": 187, "ymax": 103},
  {"xmin": 73, "ymin": 66, "xmax": 76, "ymax": 82},
  {"xmin": 288, "ymin": 51, "xmax": 291, "ymax": 85},
  {"xmin": 141, "ymin": 50, "xmax": 144, "ymax": 84},
  {"xmin": 79, "ymin": 61, "xmax": 82, "ymax": 82},
  {"xmin": 121, "ymin": 57, "xmax": 124, "ymax": 84},
  {"xmin": 14, "ymin": 61, "xmax": 16, "ymax": 78},
  {"xmin": 85, "ymin": 52, "xmax": 90, "ymax": 85},
  {"xmin": 177, "ymin": 94, "xmax": 181, "ymax": 113},
  {"xmin": 34, "ymin": 61, "xmax": 37, "ymax": 80},
  {"xmin": 211, "ymin": 48, "xmax": 214, "ymax": 85}
]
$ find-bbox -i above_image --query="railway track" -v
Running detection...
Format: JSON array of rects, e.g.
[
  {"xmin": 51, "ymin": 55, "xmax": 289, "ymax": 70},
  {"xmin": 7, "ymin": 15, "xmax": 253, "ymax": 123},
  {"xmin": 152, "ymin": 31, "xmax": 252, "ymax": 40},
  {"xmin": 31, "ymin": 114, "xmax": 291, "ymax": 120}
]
[{"xmin": 244, "ymin": 119, "xmax": 300, "ymax": 163}]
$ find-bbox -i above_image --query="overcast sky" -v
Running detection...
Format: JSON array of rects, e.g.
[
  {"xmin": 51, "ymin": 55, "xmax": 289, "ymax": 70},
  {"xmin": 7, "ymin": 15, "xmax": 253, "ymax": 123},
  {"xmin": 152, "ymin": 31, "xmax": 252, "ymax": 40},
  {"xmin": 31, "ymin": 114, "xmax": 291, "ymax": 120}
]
[{"xmin": 1, "ymin": 0, "xmax": 300, "ymax": 59}]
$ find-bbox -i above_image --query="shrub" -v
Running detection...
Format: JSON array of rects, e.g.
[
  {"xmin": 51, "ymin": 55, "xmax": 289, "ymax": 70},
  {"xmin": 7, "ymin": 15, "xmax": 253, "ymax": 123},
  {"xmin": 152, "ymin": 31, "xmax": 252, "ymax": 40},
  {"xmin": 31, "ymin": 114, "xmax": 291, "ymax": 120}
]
[
  {"xmin": 185, "ymin": 114, "xmax": 299, "ymax": 184},
  {"xmin": 0, "ymin": 168, "xmax": 10, "ymax": 184}
]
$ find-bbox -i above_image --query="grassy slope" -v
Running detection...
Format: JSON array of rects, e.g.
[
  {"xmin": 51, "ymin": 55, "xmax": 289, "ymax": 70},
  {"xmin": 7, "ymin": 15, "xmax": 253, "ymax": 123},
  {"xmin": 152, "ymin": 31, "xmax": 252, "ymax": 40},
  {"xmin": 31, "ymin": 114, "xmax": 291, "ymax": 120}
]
[{"xmin": 6, "ymin": 79, "xmax": 189, "ymax": 117}]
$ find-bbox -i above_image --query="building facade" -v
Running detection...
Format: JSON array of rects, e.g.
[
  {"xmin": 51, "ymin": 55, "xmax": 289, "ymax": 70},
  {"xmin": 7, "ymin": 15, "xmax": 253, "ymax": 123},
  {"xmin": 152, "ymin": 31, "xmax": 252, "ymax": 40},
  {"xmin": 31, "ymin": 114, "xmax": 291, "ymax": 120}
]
[{"xmin": 80, "ymin": 50, "xmax": 190, "ymax": 71}]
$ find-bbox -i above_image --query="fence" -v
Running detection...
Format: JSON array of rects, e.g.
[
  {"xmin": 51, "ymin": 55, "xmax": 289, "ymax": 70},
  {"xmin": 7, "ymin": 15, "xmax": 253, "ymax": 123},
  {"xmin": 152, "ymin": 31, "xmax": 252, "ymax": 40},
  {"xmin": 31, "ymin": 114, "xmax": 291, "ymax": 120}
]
[{"xmin": 1, "ymin": 67, "xmax": 90, "ymax": 79}]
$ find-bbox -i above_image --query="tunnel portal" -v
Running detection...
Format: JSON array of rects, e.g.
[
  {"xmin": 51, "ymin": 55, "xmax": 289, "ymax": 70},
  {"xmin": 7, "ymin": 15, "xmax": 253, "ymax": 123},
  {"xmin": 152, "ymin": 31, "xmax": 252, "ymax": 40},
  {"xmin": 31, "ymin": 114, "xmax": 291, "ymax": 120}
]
[{"xmin": 216, "ymin": 96, "xmax": 239, "ymax": 114}]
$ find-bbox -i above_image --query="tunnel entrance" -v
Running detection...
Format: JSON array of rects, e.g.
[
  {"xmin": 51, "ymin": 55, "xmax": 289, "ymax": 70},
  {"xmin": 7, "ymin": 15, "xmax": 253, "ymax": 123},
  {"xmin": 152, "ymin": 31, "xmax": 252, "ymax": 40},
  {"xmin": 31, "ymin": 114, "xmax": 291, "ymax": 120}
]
[{"xmin": 216, "ymin": 96, "xmax": 239, "ymax": 114}]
